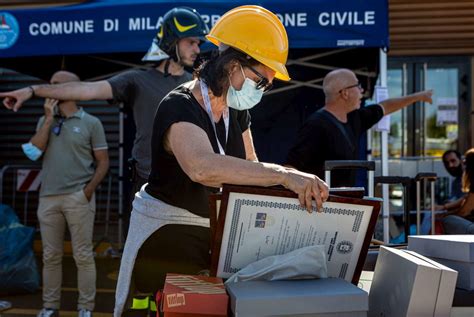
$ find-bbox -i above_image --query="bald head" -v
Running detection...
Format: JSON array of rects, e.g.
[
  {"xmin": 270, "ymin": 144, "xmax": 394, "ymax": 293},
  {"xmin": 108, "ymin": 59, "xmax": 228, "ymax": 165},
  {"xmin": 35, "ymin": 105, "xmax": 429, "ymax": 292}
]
[
  {"xmin": 323, "ymin": 68, "xmax": 357, "ymax": 101},
  {"xmin": 50, "ymin": 71, "xmax": 80, "ymax": 85}
]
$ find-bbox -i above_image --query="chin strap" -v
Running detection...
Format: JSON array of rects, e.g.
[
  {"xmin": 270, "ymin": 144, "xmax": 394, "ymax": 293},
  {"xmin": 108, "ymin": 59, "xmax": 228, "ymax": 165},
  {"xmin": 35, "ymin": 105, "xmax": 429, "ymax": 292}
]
[
  {"xmin": 163, "ymin": 45, "xmax": 186, "ymax": 77},
  {"xmin": 175, "ymin": 45, "xmax": 182, "ymax": 65},
  {"xmin": 163, "ymin": 59, "xmax": 171, "ymax": 77}
]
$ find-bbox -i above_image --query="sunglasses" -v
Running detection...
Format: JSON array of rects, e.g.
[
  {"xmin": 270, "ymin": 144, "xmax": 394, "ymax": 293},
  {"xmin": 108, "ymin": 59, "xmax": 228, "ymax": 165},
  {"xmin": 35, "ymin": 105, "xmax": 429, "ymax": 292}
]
[
  {"xmin": 52, "ymin": 117, "xmax": 65, "ymax": 136},
  {"xmin": 246, "ymin": 65, "xmax": 273, "ymax": 92},
  {"xmin": 339, "ymin": 82, "xmax": 362, "ymax": 93}
]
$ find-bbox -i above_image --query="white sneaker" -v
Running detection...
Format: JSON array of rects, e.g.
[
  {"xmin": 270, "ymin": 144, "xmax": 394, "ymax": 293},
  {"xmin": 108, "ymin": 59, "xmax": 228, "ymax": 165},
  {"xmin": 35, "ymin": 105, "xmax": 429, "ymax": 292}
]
[
  {"xmin": 78, "ymin": 309, "xmax": 92, "ymax": 317},
  {"xmin": 37, "ymin": 308, "xmax": 58, "ymax": 317}
]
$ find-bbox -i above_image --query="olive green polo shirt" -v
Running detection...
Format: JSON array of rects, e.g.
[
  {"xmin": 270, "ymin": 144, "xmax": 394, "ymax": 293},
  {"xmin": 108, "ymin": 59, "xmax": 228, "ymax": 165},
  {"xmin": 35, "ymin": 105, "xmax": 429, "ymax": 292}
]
[{"xmin": 36, "ymin": 107, "xmax": 108, "ymax": 197}]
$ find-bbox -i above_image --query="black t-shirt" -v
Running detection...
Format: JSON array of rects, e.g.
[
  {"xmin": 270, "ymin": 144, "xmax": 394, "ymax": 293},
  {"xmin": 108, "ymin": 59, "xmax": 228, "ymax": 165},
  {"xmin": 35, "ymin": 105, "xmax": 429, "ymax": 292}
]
[
  {"xmin": 145, "ymin": 84, "xmax": 249, "ymax": 217},
  {"xmin": 107, "ymin": 68, "xmax": 192, "ymax": 179},
  {"xmin": 286, "ymin": 105, "xmax": 384, "ymax": 187}
]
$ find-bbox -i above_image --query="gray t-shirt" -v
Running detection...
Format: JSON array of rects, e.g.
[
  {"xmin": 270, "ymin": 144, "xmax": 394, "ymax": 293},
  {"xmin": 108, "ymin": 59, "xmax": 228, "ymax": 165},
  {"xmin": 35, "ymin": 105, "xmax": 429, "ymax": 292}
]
[
  {"xmin": 107, "ymin": 68, "xmax": 192, "ymax": 179},
  {"xmin": 37, "ymin": 108, "xmax": 108, "ymax": 197}
]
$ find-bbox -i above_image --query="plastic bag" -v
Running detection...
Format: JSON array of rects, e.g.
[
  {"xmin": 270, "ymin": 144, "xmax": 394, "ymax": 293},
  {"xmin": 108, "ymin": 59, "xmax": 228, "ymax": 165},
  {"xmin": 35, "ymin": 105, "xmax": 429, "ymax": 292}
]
[
  {"xmin": 225, "ymin": 245, "xmax": 328, "ymax": 284},
  {"xmin": 0, "ymin": 204, "xmax": 40, "ymax": 295}
]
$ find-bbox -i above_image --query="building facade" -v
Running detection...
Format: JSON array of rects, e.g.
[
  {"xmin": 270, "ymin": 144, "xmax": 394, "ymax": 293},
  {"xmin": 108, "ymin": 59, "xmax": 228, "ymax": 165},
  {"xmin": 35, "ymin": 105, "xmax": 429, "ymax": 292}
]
[{"xmin": 377, "ymin": 0, "xmax": 474, "ymax": 158}]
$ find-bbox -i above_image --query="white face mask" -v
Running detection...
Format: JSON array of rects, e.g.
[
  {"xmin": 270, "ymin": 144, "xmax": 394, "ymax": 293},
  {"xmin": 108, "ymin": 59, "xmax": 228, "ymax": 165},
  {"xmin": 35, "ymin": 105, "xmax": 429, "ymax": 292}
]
[
  {"xmin": 226, "ymin": 65, "xmax": 264, "ymax": 111},
  {"xmin": 22, "ymin": 142, "xmax": 43, "ymax": 161}
]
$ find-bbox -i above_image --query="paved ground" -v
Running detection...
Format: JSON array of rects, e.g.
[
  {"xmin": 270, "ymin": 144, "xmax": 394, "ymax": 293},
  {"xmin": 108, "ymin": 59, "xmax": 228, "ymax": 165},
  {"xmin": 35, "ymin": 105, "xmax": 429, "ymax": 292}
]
[{"xmin": 1, "ymin": 253, "xmax": 120, "ymax": 317}]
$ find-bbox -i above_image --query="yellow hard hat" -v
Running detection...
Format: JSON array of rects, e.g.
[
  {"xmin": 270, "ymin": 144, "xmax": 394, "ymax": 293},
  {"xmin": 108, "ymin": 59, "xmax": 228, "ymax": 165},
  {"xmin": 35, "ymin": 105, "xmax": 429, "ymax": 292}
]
[{"xmin": 207, "ymin": 5, "xmax": 290, "ymax": 81}]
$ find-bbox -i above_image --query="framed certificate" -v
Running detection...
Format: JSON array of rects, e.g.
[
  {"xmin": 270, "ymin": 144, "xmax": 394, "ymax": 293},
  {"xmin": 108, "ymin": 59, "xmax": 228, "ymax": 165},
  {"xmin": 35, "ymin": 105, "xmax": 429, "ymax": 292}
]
[
  {"xmin": 210, "ymin": 185, "xmax": 381, "ymax": 285},
  {"xmin": 208, "ymin": 192, "xmax": 221, "ymax": 251}
]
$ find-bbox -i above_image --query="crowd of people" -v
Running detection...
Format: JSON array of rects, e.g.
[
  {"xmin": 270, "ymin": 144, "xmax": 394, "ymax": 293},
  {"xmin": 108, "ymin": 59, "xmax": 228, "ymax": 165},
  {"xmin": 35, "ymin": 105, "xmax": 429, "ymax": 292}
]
[{"xmin": 0, "ymin": 4, "xmax": 471, "ymax": 317}]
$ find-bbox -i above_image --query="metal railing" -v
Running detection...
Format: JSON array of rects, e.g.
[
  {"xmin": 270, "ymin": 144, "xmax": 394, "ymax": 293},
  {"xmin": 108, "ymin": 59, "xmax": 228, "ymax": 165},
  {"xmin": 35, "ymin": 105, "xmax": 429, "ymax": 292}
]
[
  {"xmin": 0, "ymin": 165, "xmax": 41, "ymax": 225},
  {"xmin": 0, "ymin": 164, "xmax": 121, "ymax": 249}
]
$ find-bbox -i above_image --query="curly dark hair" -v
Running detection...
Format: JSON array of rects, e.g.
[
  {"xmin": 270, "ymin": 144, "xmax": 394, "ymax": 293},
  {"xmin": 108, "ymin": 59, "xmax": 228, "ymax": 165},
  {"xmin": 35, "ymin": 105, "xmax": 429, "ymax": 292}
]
[
  {"xmin": 195, "ymin": 46, "xmax": 261, "ymax": 97},
  {"xmin": 463, "ymin": 148, "xmax": 474, "ymax": 192},
  {"xmin": 442, "ymin": 149, "xmax": 461, "ymax": 162}
]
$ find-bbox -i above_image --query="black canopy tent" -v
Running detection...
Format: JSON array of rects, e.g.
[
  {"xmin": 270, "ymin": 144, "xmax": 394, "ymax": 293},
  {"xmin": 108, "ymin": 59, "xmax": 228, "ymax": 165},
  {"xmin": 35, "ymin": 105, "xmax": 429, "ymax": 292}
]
[
  {"xmin": 0, "ymin": 0, "xmax": 388, "ymax": 240},
  {"xmin": 0, "ymin": 0, "xmax": 387, "ymax": 158},
  {"xmin": 0, "ymin": 0, "xmax": 388, "ymax": 84}
]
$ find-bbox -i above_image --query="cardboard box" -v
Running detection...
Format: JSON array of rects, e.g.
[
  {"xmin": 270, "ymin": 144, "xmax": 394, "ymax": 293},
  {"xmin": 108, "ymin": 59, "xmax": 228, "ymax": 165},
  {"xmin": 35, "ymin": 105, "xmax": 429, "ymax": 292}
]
[
  {"xmin": 161, "ymin": 274, "xmax": 228, "ymax": 317},
  {"xmin": 226, "ymin": 278, "xmax": 368, "ymax": 317},
  {"xmin": 408, "ymin": 235, "xmax": 474, "ymax": 290},
  {"xmin": 405, "ymin": 250, "xmax": 458, "ymax": 316},
  {"xmin": 407, "ymin": 235, "xmax": 474, "ymax": 262},
  {"xmin": 451, "ymin": 307, "xmax": 474, "ymax": 317},
  {"xmin": 369, "ymin": 246, "xmax": 458, "ymax": 317}
]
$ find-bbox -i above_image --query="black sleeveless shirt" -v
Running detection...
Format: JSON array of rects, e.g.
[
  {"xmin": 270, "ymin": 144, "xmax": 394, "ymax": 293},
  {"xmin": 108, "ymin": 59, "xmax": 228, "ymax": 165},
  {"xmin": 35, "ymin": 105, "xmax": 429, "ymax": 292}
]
[{"xmin": 145, "ymin": 84, "xmax": 249, "ymax": 218}]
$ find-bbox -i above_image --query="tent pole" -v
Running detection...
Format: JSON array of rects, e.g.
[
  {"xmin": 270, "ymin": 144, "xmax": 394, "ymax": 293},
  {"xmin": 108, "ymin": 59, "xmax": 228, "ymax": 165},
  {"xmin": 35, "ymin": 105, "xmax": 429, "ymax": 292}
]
[
  {"xmin": 118, "ymin": 103, "xmax": 124, "ymax": 248},
  {"xmin": 288, "ymin": 60, "xmax": 376, "ymax": 77},
  {"xmin": 286, "ymin": 48, "xmax": 354, "ymax": 64},
  {"xmin": 379, "ymin": 49, "xmax": 390, "ymax": 244}
]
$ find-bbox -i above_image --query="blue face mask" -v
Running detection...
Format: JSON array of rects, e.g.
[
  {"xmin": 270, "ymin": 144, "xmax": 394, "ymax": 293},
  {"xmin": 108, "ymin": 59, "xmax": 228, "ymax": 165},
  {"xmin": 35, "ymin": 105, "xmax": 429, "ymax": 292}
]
[
  {"xmin": 226, "ymin": 65, "xmax": 264, "ymax": 111},
  {"xmin": 22, "ymin": 142, "xmax": 43, "ymax": 161}
]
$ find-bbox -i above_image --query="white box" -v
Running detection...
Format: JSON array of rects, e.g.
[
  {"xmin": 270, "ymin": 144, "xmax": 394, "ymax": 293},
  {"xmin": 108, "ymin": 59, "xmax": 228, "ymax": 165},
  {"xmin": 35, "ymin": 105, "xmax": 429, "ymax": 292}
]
[
  {"xmin": 408, "ymin": 235, "xmax": 474, "ymax": 290},
  {"xmin": 226, "ymin": 278, "xmax": 368, "ymax": 317},
  {"xmin": 369, "ymin": 246, "xmax": 458, "ymax": 317},
  {"xmin": 451, "ymin": 307, "xmax": 474, "ymax": 317},
  {"xmin": 405, "ymin": 250, "xmax": 458, "ymax": 316},
  {"xmin": 357, "ymin": 271, "xmax": 374, "ymax": 293},
  {"xmin": 408, "ymin": 235, "xmax": 474, "ymax": 262}
]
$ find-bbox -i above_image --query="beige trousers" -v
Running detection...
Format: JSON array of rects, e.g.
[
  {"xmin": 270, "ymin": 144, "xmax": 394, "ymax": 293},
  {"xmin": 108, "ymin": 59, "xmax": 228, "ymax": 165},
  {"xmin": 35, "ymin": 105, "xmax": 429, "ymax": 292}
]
[{"xmin": 37, "ymin": 189, "xmax": 96, "ymax": 311}]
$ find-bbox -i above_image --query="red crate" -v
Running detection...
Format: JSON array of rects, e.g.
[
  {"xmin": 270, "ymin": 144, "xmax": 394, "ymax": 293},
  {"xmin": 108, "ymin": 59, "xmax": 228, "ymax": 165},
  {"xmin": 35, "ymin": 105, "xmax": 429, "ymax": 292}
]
[{"xmin": 161, "ymin": 274, "xmax": 228, "ymax": 317}]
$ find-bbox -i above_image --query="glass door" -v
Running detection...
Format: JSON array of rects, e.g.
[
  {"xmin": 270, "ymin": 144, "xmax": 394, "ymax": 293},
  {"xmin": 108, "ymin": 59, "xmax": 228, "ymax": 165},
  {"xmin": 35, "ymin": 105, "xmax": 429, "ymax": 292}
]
[
  {"xmin": 370, "ymin": 57, "xmax": 470, "ymax": 240},
  {"xmin": 421, "ymin": 65, "xmax": 460, "ymax": 156},
  {"xmin": 372, "ymin": 57, "xmax": 470, "ymax": 158},
  {"xmin": 386, "ymin": 66, "xmax": 408, "ymax": 157}
]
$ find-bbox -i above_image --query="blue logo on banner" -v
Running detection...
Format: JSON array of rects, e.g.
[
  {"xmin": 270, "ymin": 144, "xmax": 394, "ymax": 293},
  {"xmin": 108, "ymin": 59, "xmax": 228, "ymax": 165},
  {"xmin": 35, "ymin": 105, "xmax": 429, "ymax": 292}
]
[{"xmin": 0, "ymin": 12, "xmax": 19, "ymax": 49}]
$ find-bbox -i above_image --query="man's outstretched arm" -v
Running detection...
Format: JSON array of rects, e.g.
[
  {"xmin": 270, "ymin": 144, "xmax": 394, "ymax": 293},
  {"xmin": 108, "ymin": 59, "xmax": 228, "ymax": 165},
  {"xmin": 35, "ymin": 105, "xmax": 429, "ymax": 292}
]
[
  {"xmin": 0, "ymin": 80, "xmax": 113, "ymax": 112},
  {"xmin": 380, "ymin": 89, "xmax": 433, "ymax": 115}
]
